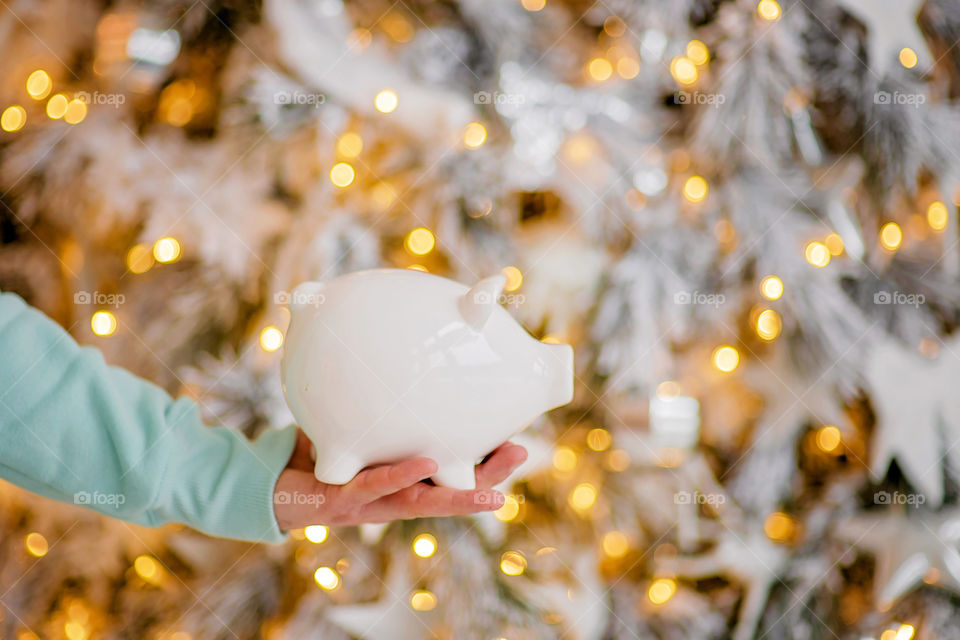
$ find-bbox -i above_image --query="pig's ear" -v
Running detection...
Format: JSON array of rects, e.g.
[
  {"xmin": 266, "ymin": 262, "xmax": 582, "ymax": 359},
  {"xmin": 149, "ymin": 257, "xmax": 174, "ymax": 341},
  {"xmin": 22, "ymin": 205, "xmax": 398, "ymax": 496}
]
[{"xmin": 458, "ymin": 274, "xmax": 506, "ymax": 331}]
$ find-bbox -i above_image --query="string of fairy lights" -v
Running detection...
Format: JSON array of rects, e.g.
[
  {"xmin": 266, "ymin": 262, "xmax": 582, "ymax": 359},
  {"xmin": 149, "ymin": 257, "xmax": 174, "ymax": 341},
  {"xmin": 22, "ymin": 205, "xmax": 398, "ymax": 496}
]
[{"xmin": 2, "ymin": 1, "xmax": 953, "ymax": 638}]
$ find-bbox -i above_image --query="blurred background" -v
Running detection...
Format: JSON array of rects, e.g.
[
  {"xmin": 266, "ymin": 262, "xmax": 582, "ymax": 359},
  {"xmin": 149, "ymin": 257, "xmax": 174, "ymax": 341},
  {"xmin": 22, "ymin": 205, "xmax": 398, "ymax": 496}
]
[{"xmin": 2, "ymin": 0, "xmax": 960, "ymax": 638}]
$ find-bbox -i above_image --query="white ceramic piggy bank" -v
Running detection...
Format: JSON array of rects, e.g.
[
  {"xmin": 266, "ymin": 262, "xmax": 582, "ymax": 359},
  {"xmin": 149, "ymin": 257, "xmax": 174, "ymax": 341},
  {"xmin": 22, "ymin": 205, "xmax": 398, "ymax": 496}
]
[{"xmin": 280, "ymin": 268, "xmax": 574, "ymax": 490}]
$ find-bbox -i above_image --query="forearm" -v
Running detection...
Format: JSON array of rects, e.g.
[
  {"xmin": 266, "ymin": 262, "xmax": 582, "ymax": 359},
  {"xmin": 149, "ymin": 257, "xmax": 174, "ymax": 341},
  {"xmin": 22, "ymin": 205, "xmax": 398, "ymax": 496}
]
[{"xmin": 0, "ymin": 291, "xmax": 297, "ymax": 542}]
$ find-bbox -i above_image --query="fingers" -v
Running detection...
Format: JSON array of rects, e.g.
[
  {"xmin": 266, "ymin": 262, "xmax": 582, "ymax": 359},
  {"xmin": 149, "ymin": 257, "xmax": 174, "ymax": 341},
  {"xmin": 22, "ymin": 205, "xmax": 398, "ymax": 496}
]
[
  {"xmin": 358, "ymin": 484, "xmax": 504, "ymax": 523},
  {"xmin": 341, "ymin": 457, "xmax": 438, "ymax": 503},
  {"xmin": 475, "ymin": 442, "xmax": 528, "ymax": 489}
]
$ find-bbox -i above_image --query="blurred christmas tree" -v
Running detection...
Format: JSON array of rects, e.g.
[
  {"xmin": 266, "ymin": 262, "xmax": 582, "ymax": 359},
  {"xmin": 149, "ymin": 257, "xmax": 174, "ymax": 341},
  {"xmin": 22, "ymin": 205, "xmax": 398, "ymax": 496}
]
[{"xmin": 3, "ymin": 0, "xmax": 960, "ymax": 638}]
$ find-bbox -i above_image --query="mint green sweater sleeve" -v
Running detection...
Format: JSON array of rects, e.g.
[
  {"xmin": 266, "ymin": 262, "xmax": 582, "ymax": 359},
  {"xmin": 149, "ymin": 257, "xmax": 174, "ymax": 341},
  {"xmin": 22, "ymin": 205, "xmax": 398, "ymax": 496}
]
[{"xmin": 0, "ymin": 291, "xmax": 298, "ymax": 543}]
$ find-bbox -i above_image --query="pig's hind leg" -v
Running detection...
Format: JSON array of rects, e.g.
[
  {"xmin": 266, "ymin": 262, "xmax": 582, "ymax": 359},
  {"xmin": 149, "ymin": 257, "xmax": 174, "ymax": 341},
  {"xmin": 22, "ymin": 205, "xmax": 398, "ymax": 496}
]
[
  {"xmin": 431, "ymin": 461, "xmax": 477, "ymax": 491},
  {"xmin": 314, "ymin": 451, "xmax": 364, "ymax": 486}
]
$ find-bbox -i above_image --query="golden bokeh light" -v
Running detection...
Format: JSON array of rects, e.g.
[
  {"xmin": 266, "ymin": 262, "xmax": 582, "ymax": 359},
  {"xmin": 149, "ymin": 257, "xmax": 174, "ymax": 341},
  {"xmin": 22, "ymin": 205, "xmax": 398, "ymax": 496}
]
[
  {"xmin": 521, "ymin": 0, "xmax": 546, "ymax": 11},
  {"xmin": 824, "ymin": 232, "xmax": 844, "ymax": 256},
  {"xmin": 899, "ymin": 47, "xmax": 918, "ymax": 69},
  {"xmin": 412, "ymin": 533, "xmax": 438, "ymax": 558},
  {"xmin": 764, "ymin": 511, "xmax": 795, "ymax": 542},
  {"xmin": 374, "ymin": 89, "xmax": 398, "ymax": 113},
  {"xmin": 669, "ymin": 56, "xmax": 698, "ymax": 85},
  {"xmin": 1, "ymin": 105, "xmax": 27, "ymax": 132},
  {"xmin": 405, "ymin": 227, "xmax": 436, "ymax": 255},
  {"xmin": 153, "ymin": 237, "xmax": 182, "ymax": 263},
  {"xmin": 64, "ymin": 99, "xmax": 87, "ymax": 125},
  {"xmin": 25, "ymin": 532, "xmax": 49, "ymax": 557},
  {"xmin": 648, "ymin": 578, "xmax": 677, "ymax": 605},
  {"xmin": 588, "ymin": 58, "xmax": 613, "ymax": 81},
  {"xmin": 927, "ymin": 201, "xmax": 948, "ymax": 231},
  {"xmin": 804, "ymin": 241, "xmax": 830, "ymax": 267},
  {"xmin": 712, "ymin": 345, "xmax": 739, "ymax": 372},
  {"xmin": 259, "ymin": 326, "xmax": 284, "ymax": 352},
  {"xmin": 330, "ymin": 162, "xmax": 355, "ymax": 188},
  {"xmin": 757, "ymin": 0, "xmax": 781, "ymax": 21},
  {"xmin": 463, "ymin": 122, "xmax": 487, "ymax": 148},
  {"xmin": 26, "ymin": 70, "xmax": 52, "ymax": 99},
  {"xmin": 410, "ymin": 589, "xmax": 437, "ymax": 611},
  {"xmin": 880, "ymin": 222, "xmax": 902, "ymax": 250},
  {"xmin": 134, "ymin": 555, "xmax": 159, "ymax": 581},
  {"xmin": 552, "ymin": 445, "xmax": 577, "ymax": 471},
  {"xmin": 314, "ymin": 566, "xmax": 340, "ymax": 590},
  {"xmin": 760, "ymin": 275, "xmax": 783, "ymax": 300},
  {"xmin": 686, "ymin": 40, "xmax": 709, "ymax": 66},
  {"xmin": 682, "ymin": 175, "xmax": 708, "ymax": 202},
  {"xmin": 494, "ymin": 494, "xmax": 521, "ymax": 522},
  {"xmin": 756, "ymin": 308, "xmax": 782, "ymax": 341},
  {"xmin": 91, "ymin": 310, "xmax": 118, "ymax": 337},
  {"xmin": 336, "ymin": 132, "xmax": 363, "ymax": 158},
  {"xmin": 616, "ymin": 57, "xmax": 640, "ymax": 79},
  {"xmin": 46, "ymin": 93, "xmax": 69, "ymax": 119},
  {"xmin": 816, "ymin": 425, "xmax": 842, "ymax": 453},
  {"xmin": 126, "ymin": 244, "xmax": 154, "ymax": 274},
  {"xmin": 602, "ymin": 531, "xmax": 629, "ymax": 558},
  {"xmin": 569, "ymin": 482, "xmax": 597, "ymax": 510},
  {"xmin": 502, "ymin": 265, "xmax": 523, "ymax": 291},
  {"xmin": 587, "ymin": 428, "xmax": 612, "ymax": 451},
  {"xmin": 499, "ymin": 551, "xmax": 527, "ymax": 576},
  {"xmin": 304, "ymin": 525, "xmax": 328, "ymax": 543}
]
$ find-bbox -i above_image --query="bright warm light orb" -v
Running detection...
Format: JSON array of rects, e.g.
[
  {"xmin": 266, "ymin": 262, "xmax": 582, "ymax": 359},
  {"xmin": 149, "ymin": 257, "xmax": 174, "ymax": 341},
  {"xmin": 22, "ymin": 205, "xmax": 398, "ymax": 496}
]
[
  {"xmin": 569, "ymin": 482, "xmax": 597, "ymax": 510},
  {"xmin": 756, "ymin": 309, "xmax": 782, "ymax": 341},
  {"xmin": 26, "ymin": 70, "xmax": 52, "ymax": 99},
  {"xmin": 502, "ymin": 265, "xmax": 523, "ymax": 291},
  {"xmin": 463, "ymin": 122, "xmax": 487, "ymax": 149},
  {"xmin": 405, "ymin": 227, "xmax": 436, "ymax": 255},
  {"xmin": 669, "ymin": 56, "xmax": 698, "ymax": 85},
  {"xmin": 686, "ymin": 40, "xmax": 709, "ymax": 66},
  {"xmin": 552, "ymin": 445, "xmax": 577, "ymax": 471},
  {"xmin": 682, "ymin": 175, "xmax": 708, "ymax": 202},
  {"xmin": 126, "ymin": 244, "xmax": 154, "ymax": 274},
  {"xmin": 330, "ymin": 162, "xmax": 355, "ymax": 188},
  {"xmin": 824, "ymin": 232, "xmax": 845, "ymax": 256},
  {"xmin": 336, "ymin": 132, "xmax": 363, "ymax": 158},
  {"xmin": 134, "ymin": 555, "xmax": 159, "ymax": 580},
  {"xmin": 712, "ymin": 345, "xmax": 739, "ymax": 372},
  {"xmin": 899, "ymin": 47, "xmax": 918, "ymax": 69},
  {"xmin": 764, "ymin": 512, "xmax": 795, "ymax": 541},
  {"xmin": 927, "ymin": 201, "xmax": 948, "ymax": 231},
  {"xmin": 91, "ymin": 310, "xmax": 118, "ymax": 336},
  {"xmin": 412, "ymin": 533, "xmax": 438, "ymax": 558},
  {"xmin": 816, "ymin": 425, "xmax": 842, "ymax": 453},
  {"xmin": 617, "ymin": 57, "xmax": 640, "ymax": 79},
  {"xmin": 588, "ymin": 58, "xmax": 613, "ymax": 81},
  {"xmin": 46, "ymin": 93, "xmax": 69, "ymax": 119},
  {"xmin": 153, "ymin": 237, "xmax": 182, "ymax": 263},
  {"xmin": 410, "ymin": 589, "xmax": 437, "ymax": 611},
  {"xmin": 804, "ymin": 241, "xmax": 830, "ymax": 267},
  {"xmin": 259, "ymin": 326, "xmax": 284, "ymax": 352},
  {"xmin": 64, "ymin": 99, "xmax": 87, "ymax": 125},
  {"xmin": 760, "ymin": 275, "xmax": 783, "ymax": 300},
  {"xmin": 499, "ymin": 551, "xmax": 527, "ymax": 576},
  {"xmin": 494, "ymin": 494, "xmax": 521, "ymax": 522},
  {"xmin": 25, "ymin": 532, "xmax": 49, "ymax": 557},
  {"xmin": 880, "ymin": 222, "xmax": 902, "ymax": 250},
  {"xmin": 587, "ymin": 428, "xmax": 612, "ymax": 451},
  {"xmin": 602, "ymin": 531, "xmax": 629, "ymax": 558},
  {"xmin": 757, "ymin": 0, "xmax": 781, "ymax": 21},
  {"xmin": 1, "ymin": 105, "xmax": 27, "ymax": 132},
  {"xmin": 374, "ymin": 89, "xmax": 398, "ymax": 113},
  {"xmin": 314, "ymin": 566, "xmax": 340, "ymax": 590},
  {"xmin": 648, "ymin": 578, "xmax": 677, "ymax": 604},
  {"xmin": 521, "ymin": 0, "xmax": 546, "ymax": 11},
  {"xmin": 304, "ymin": 525, "xmax": 328, "ymax": 543}
]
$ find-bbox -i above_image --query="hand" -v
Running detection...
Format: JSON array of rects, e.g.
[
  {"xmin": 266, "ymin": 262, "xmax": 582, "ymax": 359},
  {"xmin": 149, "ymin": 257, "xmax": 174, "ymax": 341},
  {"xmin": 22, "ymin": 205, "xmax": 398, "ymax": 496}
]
[{"xmin": 273, "ymin": 431, "xmax": 528, "ymax": 531}]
